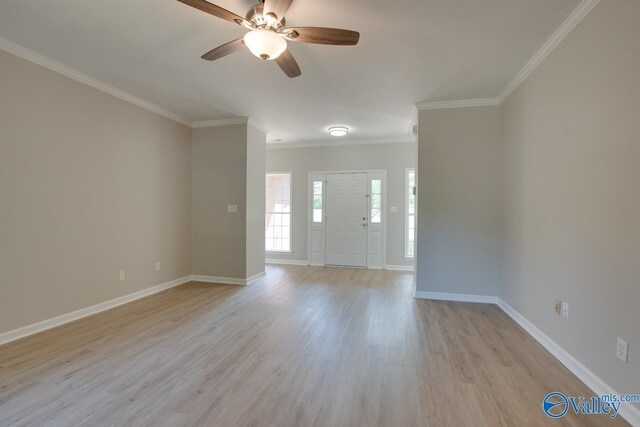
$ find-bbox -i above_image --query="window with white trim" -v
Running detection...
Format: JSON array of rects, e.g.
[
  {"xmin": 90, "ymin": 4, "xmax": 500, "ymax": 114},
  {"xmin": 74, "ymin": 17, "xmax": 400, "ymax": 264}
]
[
  {"xmin": 371, "ymin": 179, "xmax": 382, "ymax": 223},
  {"xmin": 266, "ymin": 172, "xmax": 291, "ymax": 252},
  {"xmin": 312, "ymin": 180, "xmax": 323, "ymax": 223},
  {"xmin": 405, "ymin": 169, "xmax": 416, "ymax": 258}
]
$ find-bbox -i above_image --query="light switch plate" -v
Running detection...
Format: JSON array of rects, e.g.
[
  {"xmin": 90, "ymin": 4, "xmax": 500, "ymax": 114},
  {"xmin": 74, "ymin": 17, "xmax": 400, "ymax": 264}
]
[
  {"xmin": 617, "ymin": 338, "xmax": 628, "ymax": 363},
  {"xmin": 561, "ymin": 302, "xmax": 570, "ymax": 319},
  {"xmin": 118, "ymin": 270, "xmax": 125, "ymax": 281},
  {"xmin": 227, "ymin": 204, "xmax": 238, "ymax": 213},
  {"xmin": 390, "ymin": 206, "xmax": 398, "ymax": 213}
]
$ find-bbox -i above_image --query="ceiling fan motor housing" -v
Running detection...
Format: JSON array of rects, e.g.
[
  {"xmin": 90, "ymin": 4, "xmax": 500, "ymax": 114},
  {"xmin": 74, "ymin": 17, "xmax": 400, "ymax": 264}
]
[{"xmin": 246, "ymin": 3, "xmax": 285, "ymax": 30}]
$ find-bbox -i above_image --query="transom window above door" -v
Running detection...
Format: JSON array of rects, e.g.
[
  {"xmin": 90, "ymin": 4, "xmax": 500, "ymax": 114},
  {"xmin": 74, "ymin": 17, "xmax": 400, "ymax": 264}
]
[{"xmin": 266, "ymin": 172, "xmax": 292, "ymax": 253}]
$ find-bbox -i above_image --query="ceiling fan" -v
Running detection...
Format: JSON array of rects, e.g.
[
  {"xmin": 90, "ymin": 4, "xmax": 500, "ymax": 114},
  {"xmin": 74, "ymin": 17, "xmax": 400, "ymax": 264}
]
[{"xmin": 177, "ymin": 0, "xmax": 360, "ymax": 78}]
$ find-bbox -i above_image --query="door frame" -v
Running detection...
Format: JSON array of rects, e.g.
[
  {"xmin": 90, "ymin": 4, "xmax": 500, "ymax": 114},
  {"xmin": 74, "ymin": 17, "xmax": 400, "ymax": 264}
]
[{"xmin": 307, "ymin": 169, "xmax": 387, "ymax": 269}]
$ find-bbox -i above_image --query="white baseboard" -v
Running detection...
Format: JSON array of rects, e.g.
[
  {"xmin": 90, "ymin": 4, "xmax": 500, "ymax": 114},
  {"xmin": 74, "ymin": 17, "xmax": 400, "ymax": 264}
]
[
  {"xmin": 265, "ymin": 259, "xmax": 309, "ymax": 266},
  {"xmin": 497, "ymin": 298, "xmax": 640, "ymax": 426},
  {"xmin": 191, "ymin": 275, "xmax": 245, "ymax": 285},
  {"xmin": 246, "ymin": 271, "xmax": 267, "ymax": 285},
  {"xmin": 265, "ymin": 260, "xmax": 414, "ymax": 272},
  {"xmin": 385, "ymin": 264, "xmax": 414, "ymax": 272},
  {"xmin": 191, "ymin": 271, "xmax": 266, "ymax": 286},
  {"xmin": 413, "ymin": 290, "xmax": 640, "ymax": 425},
  {"xmin": 0, "ymin": 271, "xmax": 270, "ymax": 347},
  {"xmin": 414, "ymin": 291, "xmax": 497, "ymax": 304},
  {"xmin": 0, "ymin": 275, "xmax": 191, "ymax": 346}
]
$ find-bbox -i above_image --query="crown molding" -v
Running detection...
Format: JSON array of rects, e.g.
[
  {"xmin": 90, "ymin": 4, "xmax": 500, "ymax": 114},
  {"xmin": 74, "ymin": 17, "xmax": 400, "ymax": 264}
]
[
  {"xmin": 0, "ymin": 37, "xmax": 270, "ymax": 133},
  {"xmin": 416, "ymin": 0, "xmax": 600, "ymax": 110},
  {"xmin": 267, "ymin": 136, "xmax": 416, "ymax": 150},
  {"xmin": 191, "ymin": 118, "xmax": 249, "ymax": 128},
  {"xmin": 0, "ymin": 37, "xmax": 192, "ymax": 127},
  {"xmin": 3, "ymin": 0, "xmax": 601, "ymax": 133},
  {"xmin": 498, "ymin": 0, "xmax": 600, "ymax": 102},
  {"xmin": 247, "ymin": 119, "xmax": 270, "ymax": 135},
  {"xmin": 191, "ymin": 118, "xmax": 270, "ymax": 135},
  {"xmin": 415, "ymin": 98, "xmax": 500, "ymax": 111}
]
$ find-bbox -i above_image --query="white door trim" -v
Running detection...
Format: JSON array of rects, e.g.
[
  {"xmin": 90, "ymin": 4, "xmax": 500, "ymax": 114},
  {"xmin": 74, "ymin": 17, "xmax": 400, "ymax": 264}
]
[{"xmin": 307, "ymin": 169, "xmax": 387, "ymax": 269}]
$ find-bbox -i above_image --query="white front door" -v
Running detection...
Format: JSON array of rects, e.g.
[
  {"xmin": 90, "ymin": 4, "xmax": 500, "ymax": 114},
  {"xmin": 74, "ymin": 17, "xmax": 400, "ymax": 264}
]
[{"xmin": 325, "ymin": 173, "xmax": 368, "ymax": 267}]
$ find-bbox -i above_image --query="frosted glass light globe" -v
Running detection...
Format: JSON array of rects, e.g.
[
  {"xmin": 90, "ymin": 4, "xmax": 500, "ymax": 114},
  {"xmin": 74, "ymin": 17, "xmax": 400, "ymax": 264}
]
[{"xmin": 243, "ymin": 29, "xmax": 287, "ymax": 60}]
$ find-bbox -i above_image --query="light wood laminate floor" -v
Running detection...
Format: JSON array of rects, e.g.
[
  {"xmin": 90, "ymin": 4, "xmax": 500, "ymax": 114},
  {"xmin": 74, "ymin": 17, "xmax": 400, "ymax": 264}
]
[{"xmin": 0, "ymin": 266, "xmax": 629, "ymax": 426}]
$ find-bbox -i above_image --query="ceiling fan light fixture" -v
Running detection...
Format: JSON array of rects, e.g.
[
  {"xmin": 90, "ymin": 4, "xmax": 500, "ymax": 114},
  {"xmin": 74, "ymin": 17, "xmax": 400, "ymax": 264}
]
[
  {"xmin": 329, "ymin": 126, "xmax": 349, "ymax": 137},
  {"xmin": 177, "ymin": 0, "xmax": 360, "ymax": 78},
  {"xmin": 243, "ymin": 29, "xmax": 287, "ymax": 60}
]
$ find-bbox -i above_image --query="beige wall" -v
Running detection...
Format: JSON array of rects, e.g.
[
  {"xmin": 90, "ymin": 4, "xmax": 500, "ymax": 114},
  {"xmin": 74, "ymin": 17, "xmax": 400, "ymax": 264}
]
[
  {"xmin": 415, "ymin": 0, "xmax": 640, "ymax": 409},
  {"xmin": 501, "ymin": 0, "xmax": 640, "ymax": 399},
  {"xmin": 0, "ymin": 50, "xmax": 192, "ymax": 334},
  {"xmin": 416, "ymin": 107, "xmax": 502, "ymax": 296},
  {"xmin": 266, "ymin": 142, "xmax": 417, "ymax": 266},
  {"xmin": 192, "ymin": 124, "xmax": 247, "ymax": 279},
  {"xmin": 192, "ymin": 123, "xmax": 266, "ymax": 279},
  {"xmin": 246, "ymin": 125, "xmax": 266, "ymax": 278}
]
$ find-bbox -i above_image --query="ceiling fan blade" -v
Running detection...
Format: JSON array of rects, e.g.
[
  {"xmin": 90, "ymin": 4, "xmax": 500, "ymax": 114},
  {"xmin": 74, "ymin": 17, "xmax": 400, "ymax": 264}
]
[
  {"xmin": 201, "ymin": 38, "xmax": 244, "ymax": 61},
  {"xmin": 263, "ymin": 0, "xmax": 294, "ymax": 22},
  {"xmin": 177, "ymin": 0, "xmax": 249, "ymax": 27},
  {"xmin": 276, "ymin": 50, "xmax": 301, "ymax": 78},
  {"xmin": 283, "ymin": 27, "xmax": 360, "ymax": 45}
]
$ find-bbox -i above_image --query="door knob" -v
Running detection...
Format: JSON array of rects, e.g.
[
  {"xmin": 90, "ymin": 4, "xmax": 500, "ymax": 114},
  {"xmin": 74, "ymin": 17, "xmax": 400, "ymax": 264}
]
[{"xmin": 362, "ymin": 223, "xmax": 367, "ymax": 227}]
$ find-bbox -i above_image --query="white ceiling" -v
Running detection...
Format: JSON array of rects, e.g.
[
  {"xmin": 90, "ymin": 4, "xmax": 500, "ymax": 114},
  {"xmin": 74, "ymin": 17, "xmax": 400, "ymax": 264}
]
[{"xmin": 0, "ymin": 0, "xmax": 579, "ymax": 143}]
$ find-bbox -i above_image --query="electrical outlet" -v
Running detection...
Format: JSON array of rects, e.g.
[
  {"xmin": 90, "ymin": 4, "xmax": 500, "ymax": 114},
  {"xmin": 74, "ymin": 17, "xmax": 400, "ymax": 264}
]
[
  {"xmin": 155, "ymin": 262, "xmax": 161, "ymax": 272},
  {"xmin": 118, "ymin": 270, "xmax": 125, "ymax": 281},
  {"xmin": 561, "ymin": 302, "xmax": 570, "ymax": 319},
  {"xmin": 555, "ymin": 300, "xmax": 562, "ymax": 315},
  {"xmin": 616, "ymin": 338, "xmax": 628, "ymax": 363}
]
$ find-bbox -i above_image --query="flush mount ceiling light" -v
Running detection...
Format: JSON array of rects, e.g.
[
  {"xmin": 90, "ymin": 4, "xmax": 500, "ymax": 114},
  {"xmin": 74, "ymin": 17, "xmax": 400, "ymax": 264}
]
[
  {"xmin": 243, "ymin": 29, "xmax": 287, "ymax": 60},
  {"xmin": 328, "ymin": 126, "xmax": 349, "ymax": 137}
]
